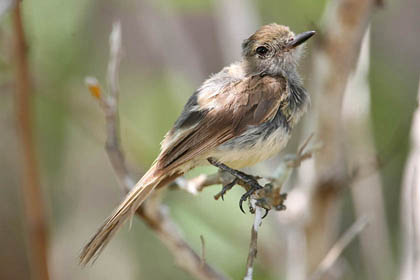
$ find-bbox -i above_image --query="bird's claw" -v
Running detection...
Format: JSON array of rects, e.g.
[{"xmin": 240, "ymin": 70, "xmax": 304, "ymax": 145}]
[
  {"xmin": 206, "ymin": 158, "xmax": 276, "ymax": 215},
  {"xmin": 262, "ymin": 209, "xmax": 269, "ymax": 219},
  {"xmin": 239, "ymin": 184, "xmax": 263, "ymax": 214},
  {"xmin": 239, "ymin": 196, "xmax": 247, "ymax": 214},
  {"xmin": 214, "ymin": 178, "xmax": 238, "ymax": 200}
]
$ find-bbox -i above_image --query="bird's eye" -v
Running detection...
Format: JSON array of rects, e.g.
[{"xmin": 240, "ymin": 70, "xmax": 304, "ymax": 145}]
[{"xmin": 256, "ymin": 46, "xmax": 269, "ymax": 56}]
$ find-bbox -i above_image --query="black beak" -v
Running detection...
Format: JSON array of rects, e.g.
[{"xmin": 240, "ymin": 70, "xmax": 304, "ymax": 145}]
[{"xmin": 287, "ymin": 31, "xmax": 316, "ymax": 48}]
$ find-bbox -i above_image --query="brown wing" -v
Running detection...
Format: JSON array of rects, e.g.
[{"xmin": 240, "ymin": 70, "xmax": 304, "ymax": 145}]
[{"xmin": 157, "ymin": 74, "xmax": 288, "ymax": 171}]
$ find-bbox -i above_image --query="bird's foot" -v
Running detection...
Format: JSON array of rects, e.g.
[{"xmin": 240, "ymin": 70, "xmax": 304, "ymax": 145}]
[
  {"xmin": 239, "ymin": 182, "xmax": 263, "ymax": 214},
  {"xmin": 249, "ymin": 185, "xmax": 288, "ymax": 218},
  {"xmin": 214, "ymin": 178, "xmax": 238, "ymax": 201},
  {"xmin": 207, "ymin": 158, "xmax": 288, "ymax": 217},
  {"xmin": 207, "ymin": 157, "xmax": 264, "ymax": 213}
]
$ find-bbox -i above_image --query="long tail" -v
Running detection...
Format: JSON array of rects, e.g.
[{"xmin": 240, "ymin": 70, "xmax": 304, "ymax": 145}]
[{"xmin": 80, "ymin": 164, "xmax": 165, "ymax": 265}]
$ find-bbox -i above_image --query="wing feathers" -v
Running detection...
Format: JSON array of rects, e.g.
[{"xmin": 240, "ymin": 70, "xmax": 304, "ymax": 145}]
[{"xmin": 158, "ymin": 74, "xmax": 287, "ymax": 170}]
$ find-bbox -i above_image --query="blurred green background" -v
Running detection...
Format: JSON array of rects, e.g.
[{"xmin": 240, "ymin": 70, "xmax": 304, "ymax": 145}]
[{"xmin": 1, "ymin": 0, "xmax": 420, "ymax": 279}]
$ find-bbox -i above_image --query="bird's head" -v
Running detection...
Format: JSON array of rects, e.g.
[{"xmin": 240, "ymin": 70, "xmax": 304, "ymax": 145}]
[{"xmin": 242, "ymin": 23, "xmax": 315, "ymax": 76}]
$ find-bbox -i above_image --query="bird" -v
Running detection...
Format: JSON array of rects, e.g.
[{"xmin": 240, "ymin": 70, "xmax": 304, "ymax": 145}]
[{"xmin": 80, "ymin": 23, "xmax": 315, "ymax": 265}]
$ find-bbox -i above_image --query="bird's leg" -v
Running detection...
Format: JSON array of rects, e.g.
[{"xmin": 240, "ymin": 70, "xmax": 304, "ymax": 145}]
[{"xmin": 207, "ymin": 158, "xmax": 263, "ymax": 213}]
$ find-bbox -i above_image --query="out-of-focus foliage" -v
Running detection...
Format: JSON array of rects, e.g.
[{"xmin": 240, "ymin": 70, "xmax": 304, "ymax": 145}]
[{"xmin": 1, "ymin": 0, "xmax": 419, "ymax": 279}]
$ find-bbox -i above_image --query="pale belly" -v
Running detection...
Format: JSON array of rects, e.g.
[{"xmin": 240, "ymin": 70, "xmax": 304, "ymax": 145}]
[{"xmin": 209, "ymin": 126, "xmax": 291, "ymax": 169}]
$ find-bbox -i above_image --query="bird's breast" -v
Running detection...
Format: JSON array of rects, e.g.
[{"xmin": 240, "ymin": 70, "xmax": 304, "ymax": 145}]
[{"xmin": 211, "ymin": 125, "xmax": 291, "ymax": 169}]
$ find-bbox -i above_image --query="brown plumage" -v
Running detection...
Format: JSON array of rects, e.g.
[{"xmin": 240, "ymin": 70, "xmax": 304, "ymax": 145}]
[
  {"xmin": 80, "ymin": 23, "xmax": 315, "ymax": 265},
  {"xmin": 158, "ymin": 75, "xmax": 287, "ymax": 170}
]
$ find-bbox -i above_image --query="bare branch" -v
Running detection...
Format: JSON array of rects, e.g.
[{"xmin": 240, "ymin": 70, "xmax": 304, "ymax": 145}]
[
  {"xmin": 399, "ymin": 76, "xmax": 420, "ymax": 280},
  {"xmin": 12, "ymin": 3, "xmax": 50, "ymax": 280},
  {"xmin": 309, "ymin": 0, "xmax": 381, "ymax": 184},
  {"xmin": 86, "ymin": 22, "xmax": 227, "ymax": 280},
  {"xmin": 309, "ymin": 215, "xmax": 370, "ymax": 280},
  {"xmin": 241, "ymin": 136, "xmax": 317, "ymax": 280},
  {"xmin": 343, "ymin": 27, "xmax": 393, "ymax": 280},
  {"xmin": 303, "ymin": 0, "xmax": 381, "ymax": 272},
  {"xmin": 200, "ymin": 235, "xmax": 206, "ymax": 269},
  {"xmin": 138, "ymin": 194, "xmax": 227, "ymax": 280},
  {"xmin": 243, "ymin": 204, "xmax": 264, "ymax": 280},
  {"xmin": 173, "ymin": 173, "xmax": 222, "ymax": 195},
  {"xmin": 178, "ymin": 136, "xmax": 319, "ymax": 203},
  {"xmin": 107, "ymin": 22, "xmax": 122, "ymax": 100}
]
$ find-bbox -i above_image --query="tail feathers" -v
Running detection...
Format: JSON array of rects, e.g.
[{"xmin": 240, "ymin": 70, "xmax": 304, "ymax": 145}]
[{"xmin": 80, "ymin": 166, "xmax": 163, "ymax": 265}]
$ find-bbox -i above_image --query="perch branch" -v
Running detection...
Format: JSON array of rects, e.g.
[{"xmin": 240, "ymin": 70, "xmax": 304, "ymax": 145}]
[
  {"xmin": 86, "ymin": 22, "xmax": 227, "ymax": 280},
  {"xmin": 242, "ymin": 136, "xmax": 319, "ymax": 280},
  {"xmin": 171, "ymin": 173, "xmax": 222, "ymax": 195},
  {"xmin": 309, "ymin": 215, "xmax": 369, "ymax": 280},
  {"xmin": 175, "ymin": 136, "xmax": 319, "ymax": 202},
  {"xmin": 243, "ymin": 204, "xmax": 264, "ymax": 280},
  {"xmin": 12, "ymin": 3, "xmax": 50, "ymax": 280}
]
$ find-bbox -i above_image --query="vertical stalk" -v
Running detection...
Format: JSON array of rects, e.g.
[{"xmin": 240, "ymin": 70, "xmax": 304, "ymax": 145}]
[{"xmin": 12, "ymin": 3, "xmax": 50, "ymax": 280}]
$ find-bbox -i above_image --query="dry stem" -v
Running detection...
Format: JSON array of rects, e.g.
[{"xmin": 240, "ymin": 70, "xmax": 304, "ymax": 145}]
[
  {"xmin": 399, "ymin": 77, "xmax": 420, "ymax": 280},
  {"xmin": 304, "ymin": 0, "xmax": 381, "ymax": 272},
  {"xmin": 241, "ymin": 137, "xmax": 318, "ymax": 280},
  {"xmin": 12, "ymin": 3, "xmax": 50, "ymax": 280},
  {"xmin": 86, "ymin": 22, "xmax": 227, "ymax": 280},
  {"xmin": 343, "ymin": 27, "xmax": 392, "ymax": 280},
  {"xmin": 309, "ymin": 215, "xmax": 369, "ymax": 280},
  {"xmin": 243, "ymin": 204, "xmax": 264, "ymax": 280}
]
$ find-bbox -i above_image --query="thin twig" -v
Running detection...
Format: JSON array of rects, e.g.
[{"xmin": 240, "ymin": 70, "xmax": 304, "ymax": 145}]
[
  {"xmin": 241, "ymin": 137, "xmax": 318, "ymax": 280},
  {"xmin": 172, "ymin": 173, "xmax": 222, "ymax": 195},
  {"xmin": 243, "ymin": 203, "xmax": 264, "ymax": 280},
  {"xmin": 139, "ymin": 194, "xmax": 227, "ymax": 280},
  {"xmin": 309, "ymin": 215, "xmax": 370, "ymax": 280},
  {"xmin": 200, "ymin": 235, "xmax": 206, "ymax": 269},
  {"xmin": 12, "ymin": 3, "xmax": 50, "ymax": 280},
  {"xmin": 86, "ymin": 22, "xmax": 227, "ymax": 280}
]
